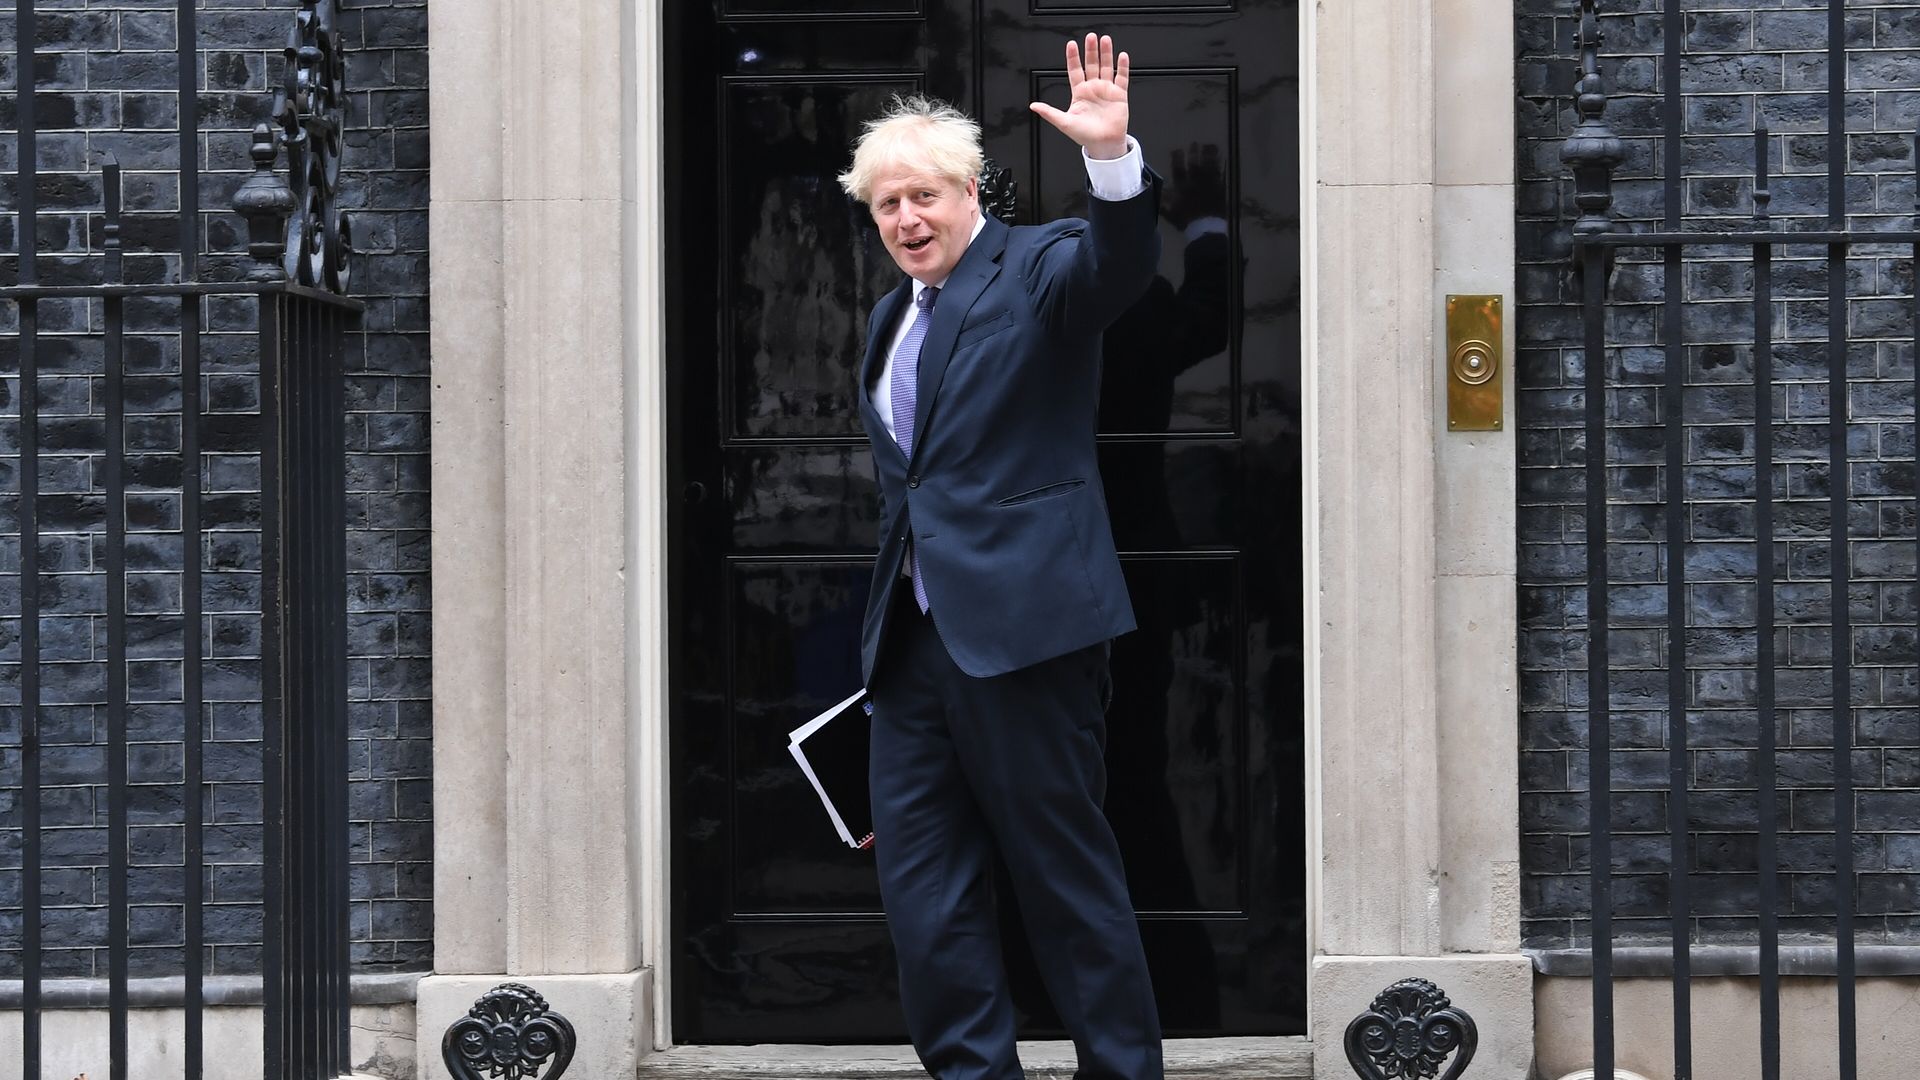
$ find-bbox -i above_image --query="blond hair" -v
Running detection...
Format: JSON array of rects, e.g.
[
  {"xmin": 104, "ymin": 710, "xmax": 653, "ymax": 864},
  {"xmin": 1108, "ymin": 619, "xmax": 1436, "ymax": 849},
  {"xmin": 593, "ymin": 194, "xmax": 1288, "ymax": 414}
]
[{"xmin": 837, "ymin": 95, "xmax": 984, "ymax": 206}]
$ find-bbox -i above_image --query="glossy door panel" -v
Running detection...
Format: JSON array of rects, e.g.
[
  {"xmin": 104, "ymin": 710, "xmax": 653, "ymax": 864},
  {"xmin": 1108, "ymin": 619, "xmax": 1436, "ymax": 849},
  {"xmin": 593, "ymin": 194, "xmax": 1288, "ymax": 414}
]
[
  {"xmin": 669, "ymin": 0, "xmax": 1302, "ymax": 1043},
  {"xmin": 694, "ymin": 921, "xmax": 905, "ymax": 1038},
  {"xmin": 723, "ymin": 0, "xmax": 922, "ymax": 17},
  {"xmin": 1030, "ymin": 0, "xmax": 1237, "ymax": 10},
  {"xmin": 1101, "ymin": 440, "xmax": 1241, "ymax": 549},
  {"xmin": 727, "ymin": 560, "xmax": 880, "ymax": 914},
  {"xmin": 724, "ymin": 79, "xmax": 919, "ymax": 440},
  {"xmin": 1108, "ymin": 555, "xmax": 1244, "ymax": 915},
  {"xmin": 725, "ymin": 447, "xmax": 881, "ymax": 552}
]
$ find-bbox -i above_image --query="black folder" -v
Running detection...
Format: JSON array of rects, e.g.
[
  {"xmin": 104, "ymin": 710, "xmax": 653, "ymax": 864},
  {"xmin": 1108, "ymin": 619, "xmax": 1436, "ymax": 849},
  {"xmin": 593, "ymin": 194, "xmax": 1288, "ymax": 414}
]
[{"xmin": 787, "ymin": 688, "xmax": 876, "ymax": 849}]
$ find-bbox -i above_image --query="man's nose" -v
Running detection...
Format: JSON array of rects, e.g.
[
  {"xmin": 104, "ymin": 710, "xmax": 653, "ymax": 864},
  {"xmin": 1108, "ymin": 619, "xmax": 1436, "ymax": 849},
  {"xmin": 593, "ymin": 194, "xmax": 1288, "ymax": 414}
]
[{"xmin": 897, "ymin": 204, "xmax": 921, "ymax": 230}]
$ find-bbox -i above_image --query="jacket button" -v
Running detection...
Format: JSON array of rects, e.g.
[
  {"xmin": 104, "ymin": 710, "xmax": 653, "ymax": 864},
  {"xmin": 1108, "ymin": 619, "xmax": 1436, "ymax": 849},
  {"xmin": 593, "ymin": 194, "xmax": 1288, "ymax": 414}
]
[{"xmin": 907, "ymin": 475, "xmax": 920, "ymax": 488}]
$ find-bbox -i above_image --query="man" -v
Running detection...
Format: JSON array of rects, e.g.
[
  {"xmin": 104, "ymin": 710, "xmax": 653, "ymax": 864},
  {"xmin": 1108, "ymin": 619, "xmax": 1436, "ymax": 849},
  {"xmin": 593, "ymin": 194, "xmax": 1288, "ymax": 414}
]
[{"xmin": 836, "ymin": 33, "xmax": 1164, "ymax": 1080}]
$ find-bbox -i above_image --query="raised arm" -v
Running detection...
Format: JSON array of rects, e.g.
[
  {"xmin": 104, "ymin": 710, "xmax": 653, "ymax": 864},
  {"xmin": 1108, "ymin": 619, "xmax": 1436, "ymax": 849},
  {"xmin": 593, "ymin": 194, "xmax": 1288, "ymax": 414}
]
[{"xmin": 1026, "ymin": 34, "xmax": 1160, "ymax": 338}]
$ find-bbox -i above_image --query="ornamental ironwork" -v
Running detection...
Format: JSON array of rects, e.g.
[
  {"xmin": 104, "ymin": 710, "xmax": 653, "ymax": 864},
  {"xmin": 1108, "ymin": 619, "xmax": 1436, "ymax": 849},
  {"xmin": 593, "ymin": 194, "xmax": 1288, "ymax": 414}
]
[
  {"xmin": 273, "ymin": 0, "xmax": 352, "ymax": 293},
  {"xmin": 443, "ymin": 983, "xmax": 577, "ymax": 1080},
  {"xmin": 1559, "ymin": 0, "xmax": 1623, "ymax": 241},
  {"xmin": 980, "ymin": 157, "xmax": 1018, "ymax": 224},
  {"xmin": 1343, "ymin": 977, "xmax": 1478, "ymax": 1080}
]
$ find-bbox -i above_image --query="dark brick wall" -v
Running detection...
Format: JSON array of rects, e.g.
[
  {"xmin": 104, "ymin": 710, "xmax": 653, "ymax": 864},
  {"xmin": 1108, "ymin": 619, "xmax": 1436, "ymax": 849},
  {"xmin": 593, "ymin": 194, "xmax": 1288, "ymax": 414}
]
[
  {"xmin": 0, "ymin": 0, "xmax": 431, "ymax": 976},
  {"xmin": 1519, "ymin": 1, "xmax": 1920, "ymax": 947}
]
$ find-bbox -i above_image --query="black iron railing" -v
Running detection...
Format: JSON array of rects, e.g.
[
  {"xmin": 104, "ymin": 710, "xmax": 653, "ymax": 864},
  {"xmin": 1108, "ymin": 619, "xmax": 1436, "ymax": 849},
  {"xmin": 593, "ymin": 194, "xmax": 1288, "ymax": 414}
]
[
  {"xmin": 1561, "ymin": 0, "xmax": 1920, "ymax": 1076},
  {"xmin": 4, "ymin": 2, "xmax": 356, "ymax": 1078}
]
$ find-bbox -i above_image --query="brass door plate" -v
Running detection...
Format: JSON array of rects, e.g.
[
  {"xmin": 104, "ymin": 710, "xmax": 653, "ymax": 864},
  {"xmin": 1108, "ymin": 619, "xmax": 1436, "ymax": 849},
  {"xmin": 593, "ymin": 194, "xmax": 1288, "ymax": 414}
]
[{"xmin": 1446, "ymin": 294, "xmax": 1502, "ymax": 431}]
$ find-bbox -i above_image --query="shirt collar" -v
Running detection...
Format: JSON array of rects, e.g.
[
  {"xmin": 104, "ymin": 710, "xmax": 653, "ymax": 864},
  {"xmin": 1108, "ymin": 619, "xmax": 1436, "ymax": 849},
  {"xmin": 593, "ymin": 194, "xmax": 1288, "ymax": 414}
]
[{"xmin": 911, "ymin": 212, "xmax": 989, "ymax": 303}]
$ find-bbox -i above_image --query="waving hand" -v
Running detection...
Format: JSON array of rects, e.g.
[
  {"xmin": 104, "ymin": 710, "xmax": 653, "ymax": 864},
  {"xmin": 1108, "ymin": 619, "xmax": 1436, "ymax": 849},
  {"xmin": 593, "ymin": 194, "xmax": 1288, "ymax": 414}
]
[{"xmin": 1029, "ymin": 34, "xmax": 1131, "ymax": 161}]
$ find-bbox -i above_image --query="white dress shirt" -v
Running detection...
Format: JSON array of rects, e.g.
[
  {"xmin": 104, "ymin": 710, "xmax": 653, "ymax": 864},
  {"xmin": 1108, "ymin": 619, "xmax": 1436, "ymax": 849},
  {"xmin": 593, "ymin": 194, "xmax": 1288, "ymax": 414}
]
[{"xmin": 872, "ymin": 137, "xmax": 1149, "ymax": 444}]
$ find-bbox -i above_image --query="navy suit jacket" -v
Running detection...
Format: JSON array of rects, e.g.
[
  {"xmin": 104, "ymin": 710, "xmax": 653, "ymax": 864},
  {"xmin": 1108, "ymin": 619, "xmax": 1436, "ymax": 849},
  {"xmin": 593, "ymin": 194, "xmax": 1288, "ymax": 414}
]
[{"xmin": 859, "ymin": 172, "xmax": 1163, "ymax": 681}]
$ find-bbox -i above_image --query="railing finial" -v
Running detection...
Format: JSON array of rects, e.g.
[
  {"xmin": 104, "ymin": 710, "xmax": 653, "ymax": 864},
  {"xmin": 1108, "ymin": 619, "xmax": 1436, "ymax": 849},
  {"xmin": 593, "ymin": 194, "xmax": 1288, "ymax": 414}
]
[
  {"xmin": 1562, "ymin": 0, "xmax": 1624, "ymax": 239},
  {"xmin": 233, "ymin": 124, "xmax": 297, "ymax": 282}
]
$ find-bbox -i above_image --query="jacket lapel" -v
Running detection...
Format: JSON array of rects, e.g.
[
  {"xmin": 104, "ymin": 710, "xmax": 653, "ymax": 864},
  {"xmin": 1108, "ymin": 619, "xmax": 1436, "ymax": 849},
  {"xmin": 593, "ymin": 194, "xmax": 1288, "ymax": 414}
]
[
  {"xmin": 910, "ymin": 216, "xmax": 1008, "ymax": 459},
  {"xmin": 859, "ymin": 279, "xmax": 912, "ymax": 449},
  {"xmin": 861, "ymin": 279, "xmax": 911, "ymax": 393}
]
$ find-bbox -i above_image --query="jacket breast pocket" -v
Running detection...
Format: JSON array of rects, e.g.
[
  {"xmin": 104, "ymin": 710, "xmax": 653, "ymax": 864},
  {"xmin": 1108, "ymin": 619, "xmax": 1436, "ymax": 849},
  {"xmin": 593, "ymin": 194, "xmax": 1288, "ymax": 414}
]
[{"xmin": 955, "ymin": 310, "xmax": 1015, "ymax": 350}]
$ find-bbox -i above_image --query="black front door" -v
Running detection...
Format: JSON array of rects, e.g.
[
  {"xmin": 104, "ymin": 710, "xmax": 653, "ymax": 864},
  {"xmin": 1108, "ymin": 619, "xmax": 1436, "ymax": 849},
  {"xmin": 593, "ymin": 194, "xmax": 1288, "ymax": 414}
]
[{"xmin": 665, "ymin": 0, "xmax": 1303, "ymax": 1044}]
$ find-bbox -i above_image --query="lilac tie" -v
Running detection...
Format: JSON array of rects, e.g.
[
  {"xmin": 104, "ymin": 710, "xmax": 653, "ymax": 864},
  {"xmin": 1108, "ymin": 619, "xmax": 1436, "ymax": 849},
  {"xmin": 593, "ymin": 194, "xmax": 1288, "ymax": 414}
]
[{"xmin": 890, "ymin": 286, "xmax": 937, "ymax": 612}]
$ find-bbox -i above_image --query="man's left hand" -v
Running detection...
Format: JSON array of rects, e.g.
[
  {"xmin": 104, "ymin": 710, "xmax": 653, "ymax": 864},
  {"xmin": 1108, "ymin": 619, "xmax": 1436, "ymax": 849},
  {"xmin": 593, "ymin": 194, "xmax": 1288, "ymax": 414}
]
[{"xmin": 1029, "ymin": 33, "xmax": 1131, "ymax": 160}]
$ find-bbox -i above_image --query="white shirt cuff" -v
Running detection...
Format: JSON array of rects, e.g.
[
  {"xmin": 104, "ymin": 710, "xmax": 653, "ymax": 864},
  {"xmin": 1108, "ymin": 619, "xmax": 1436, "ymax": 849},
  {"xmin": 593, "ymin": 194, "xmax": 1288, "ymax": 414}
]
[{"xmin": 1083, "ymin": 136, "xmax": 1146, "ymax": 202}]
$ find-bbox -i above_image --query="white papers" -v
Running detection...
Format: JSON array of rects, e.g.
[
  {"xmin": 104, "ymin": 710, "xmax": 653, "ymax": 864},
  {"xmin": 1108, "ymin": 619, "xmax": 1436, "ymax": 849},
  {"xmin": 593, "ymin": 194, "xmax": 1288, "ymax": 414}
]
[
  {"xmin": 788, "ymin": 686, "xmax": 865, "ymax": 746},
  {"xmin": 787, "ymin": 688, "xmax": 875, "ymax": 850}
]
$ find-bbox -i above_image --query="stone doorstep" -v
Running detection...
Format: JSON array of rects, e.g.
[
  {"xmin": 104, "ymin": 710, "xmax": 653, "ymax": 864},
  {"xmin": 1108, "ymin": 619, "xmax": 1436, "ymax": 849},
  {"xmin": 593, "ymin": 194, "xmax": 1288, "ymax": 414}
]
[{"xmin": 635, "ymin": 1037, "xmax": 1312, "ymax": 1079}]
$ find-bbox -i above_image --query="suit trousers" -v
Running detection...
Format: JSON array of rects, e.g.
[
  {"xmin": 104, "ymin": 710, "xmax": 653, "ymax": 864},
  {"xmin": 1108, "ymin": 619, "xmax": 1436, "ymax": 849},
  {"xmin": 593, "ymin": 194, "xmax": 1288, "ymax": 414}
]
[{"xmin": 869, "ymin": 591, "xmax": 1164, "ymax": 1080}]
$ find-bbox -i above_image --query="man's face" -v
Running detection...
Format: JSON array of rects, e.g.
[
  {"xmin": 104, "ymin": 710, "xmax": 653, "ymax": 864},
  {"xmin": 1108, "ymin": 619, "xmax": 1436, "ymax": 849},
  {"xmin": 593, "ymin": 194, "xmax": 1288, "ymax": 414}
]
[{"xmin": 869, "ymin": 168, "xmax": 980, "ymax": 285}]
